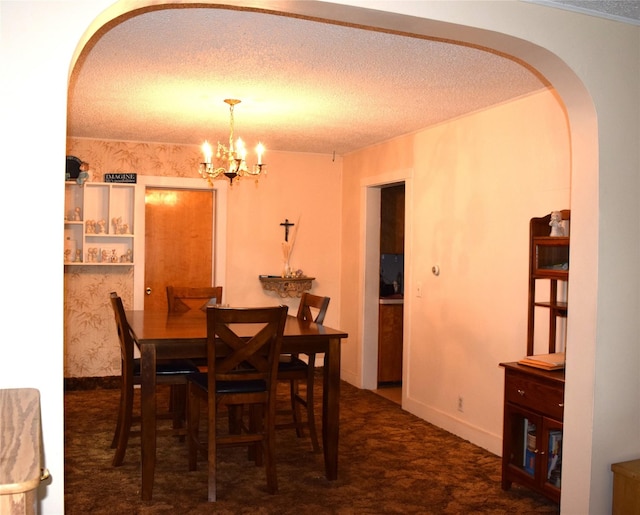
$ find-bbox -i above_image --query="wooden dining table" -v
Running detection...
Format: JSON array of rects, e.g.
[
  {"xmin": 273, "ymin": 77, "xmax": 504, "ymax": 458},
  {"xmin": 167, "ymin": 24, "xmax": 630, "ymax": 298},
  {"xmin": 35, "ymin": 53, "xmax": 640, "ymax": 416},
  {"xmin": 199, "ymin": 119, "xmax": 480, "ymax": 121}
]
[{"xmin": 125, "ymin": 309, "xmax": 348, "ymax": 500}]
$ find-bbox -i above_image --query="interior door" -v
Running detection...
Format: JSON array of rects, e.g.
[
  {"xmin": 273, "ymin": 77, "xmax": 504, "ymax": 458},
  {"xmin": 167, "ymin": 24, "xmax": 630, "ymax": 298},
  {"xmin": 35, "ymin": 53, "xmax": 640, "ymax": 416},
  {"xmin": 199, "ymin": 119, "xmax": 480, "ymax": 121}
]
[{"xmin": 144, "ymin": 188, "xmax": 214, "ymax": 310}]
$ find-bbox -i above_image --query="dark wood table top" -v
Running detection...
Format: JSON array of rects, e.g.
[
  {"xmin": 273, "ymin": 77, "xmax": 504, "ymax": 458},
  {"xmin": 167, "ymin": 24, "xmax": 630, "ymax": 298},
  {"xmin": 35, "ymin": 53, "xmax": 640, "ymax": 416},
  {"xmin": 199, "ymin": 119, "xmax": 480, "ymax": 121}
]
[{"xmin": 127, "ymin": 310, "xmax": 348, "ymax": 346}]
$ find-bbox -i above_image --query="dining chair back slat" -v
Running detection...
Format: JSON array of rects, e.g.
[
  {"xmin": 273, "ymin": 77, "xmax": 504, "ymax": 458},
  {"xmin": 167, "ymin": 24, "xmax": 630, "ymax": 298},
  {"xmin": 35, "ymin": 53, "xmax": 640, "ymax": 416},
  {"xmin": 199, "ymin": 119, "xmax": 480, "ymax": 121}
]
[
  {"xmin": 166, "ymin": 286, "xmax": 223, "ymax": 313},
  {"xmin": 296, "ymin": 292, "xmax": 329, "ymax": 325}
]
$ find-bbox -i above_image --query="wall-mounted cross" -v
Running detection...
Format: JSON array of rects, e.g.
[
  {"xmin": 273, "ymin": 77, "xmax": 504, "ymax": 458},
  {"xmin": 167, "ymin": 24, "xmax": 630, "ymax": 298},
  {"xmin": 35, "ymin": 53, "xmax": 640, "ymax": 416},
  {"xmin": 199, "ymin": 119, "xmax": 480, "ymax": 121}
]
[{"xmin": 280, "ymin": 218, "xmax": 294, "ymax": 242}]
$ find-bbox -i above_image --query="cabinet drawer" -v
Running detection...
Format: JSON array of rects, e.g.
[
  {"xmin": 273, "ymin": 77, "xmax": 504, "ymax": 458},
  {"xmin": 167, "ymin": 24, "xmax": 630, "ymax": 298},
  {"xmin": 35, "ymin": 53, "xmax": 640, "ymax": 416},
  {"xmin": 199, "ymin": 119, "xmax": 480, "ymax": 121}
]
[{"xmin": 505, "ymin": 373, "xmax": 564, "ymax": 419}]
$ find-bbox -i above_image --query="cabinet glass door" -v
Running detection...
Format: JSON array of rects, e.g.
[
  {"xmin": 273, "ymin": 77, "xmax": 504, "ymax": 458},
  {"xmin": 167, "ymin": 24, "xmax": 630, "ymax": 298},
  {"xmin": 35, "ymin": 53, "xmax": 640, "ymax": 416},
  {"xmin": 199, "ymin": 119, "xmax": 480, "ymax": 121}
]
[
  {"xmin": 504, "ymin": 404, "xmax": 540, "ymax": 482},
  {"xmin": 541, "ymin": 416, "xmax": 563, "ymax": 496}
]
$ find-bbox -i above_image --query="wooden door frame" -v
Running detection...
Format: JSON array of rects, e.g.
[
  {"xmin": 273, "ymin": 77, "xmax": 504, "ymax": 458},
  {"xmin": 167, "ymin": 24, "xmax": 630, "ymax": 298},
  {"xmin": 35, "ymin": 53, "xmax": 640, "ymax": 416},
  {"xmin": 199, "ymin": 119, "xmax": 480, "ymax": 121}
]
[{"xmin": 132, "ymin": 175, "xmax": 228, "ymax": 310}]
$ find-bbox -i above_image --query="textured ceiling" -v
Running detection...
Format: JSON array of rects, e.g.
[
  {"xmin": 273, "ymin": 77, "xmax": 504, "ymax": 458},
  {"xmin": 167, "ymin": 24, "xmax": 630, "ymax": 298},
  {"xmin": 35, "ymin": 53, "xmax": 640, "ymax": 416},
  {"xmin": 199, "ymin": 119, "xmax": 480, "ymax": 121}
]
[
  {"xmin": 67, "ymin": 3, "xmax": 636, "ymax": 157},
  {"xmin": 68, "ymin": 7, "xmax": 550, "ymax": 156},
  {"xmin": 530, "ymin": 0, "xmax": 640, "ymax": 25}
]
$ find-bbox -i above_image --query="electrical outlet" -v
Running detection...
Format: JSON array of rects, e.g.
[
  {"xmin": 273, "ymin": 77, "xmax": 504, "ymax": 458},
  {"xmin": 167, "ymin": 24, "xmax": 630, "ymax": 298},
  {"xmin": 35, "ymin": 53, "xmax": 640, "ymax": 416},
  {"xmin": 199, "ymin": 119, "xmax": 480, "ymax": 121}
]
[{"xmin": 457, "ymin": 395, "xmax": 464, "ymax": 412}]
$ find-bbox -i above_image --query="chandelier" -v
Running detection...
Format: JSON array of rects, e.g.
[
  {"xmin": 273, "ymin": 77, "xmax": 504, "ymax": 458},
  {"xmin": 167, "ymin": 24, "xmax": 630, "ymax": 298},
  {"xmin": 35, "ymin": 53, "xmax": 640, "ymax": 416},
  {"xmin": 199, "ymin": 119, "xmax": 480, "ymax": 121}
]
[{"xmin": 199, "ymin": 99, "xmax": 265, "ymax": 185}]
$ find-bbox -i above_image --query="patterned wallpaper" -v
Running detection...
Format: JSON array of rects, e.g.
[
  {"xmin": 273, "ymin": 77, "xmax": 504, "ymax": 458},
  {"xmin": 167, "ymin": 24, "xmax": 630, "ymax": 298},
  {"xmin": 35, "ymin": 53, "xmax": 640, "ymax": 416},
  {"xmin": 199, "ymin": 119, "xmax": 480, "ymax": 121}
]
[{"xmin": 64, "ymin": 138, "xmax": 201, "ymax": 378}]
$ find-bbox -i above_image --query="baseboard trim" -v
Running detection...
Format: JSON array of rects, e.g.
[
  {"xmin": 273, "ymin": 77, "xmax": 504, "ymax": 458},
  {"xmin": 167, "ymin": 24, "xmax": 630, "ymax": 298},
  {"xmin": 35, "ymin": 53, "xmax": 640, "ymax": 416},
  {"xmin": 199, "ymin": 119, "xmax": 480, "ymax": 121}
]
[{"xmin": 64, "ymin": 376, "xmax": 120, "ymax": 391}]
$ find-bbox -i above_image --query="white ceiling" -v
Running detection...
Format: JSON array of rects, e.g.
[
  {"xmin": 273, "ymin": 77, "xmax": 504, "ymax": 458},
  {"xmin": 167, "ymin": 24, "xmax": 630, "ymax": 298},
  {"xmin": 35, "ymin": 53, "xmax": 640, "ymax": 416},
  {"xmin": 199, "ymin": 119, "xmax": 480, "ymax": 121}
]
[
  {"xmin": 67, "ymin": 2, "xmax": 637, "ymax": 157},
  {"xmin": 530, "ymin": 0, "xmax": 639, "ymax": 25}
]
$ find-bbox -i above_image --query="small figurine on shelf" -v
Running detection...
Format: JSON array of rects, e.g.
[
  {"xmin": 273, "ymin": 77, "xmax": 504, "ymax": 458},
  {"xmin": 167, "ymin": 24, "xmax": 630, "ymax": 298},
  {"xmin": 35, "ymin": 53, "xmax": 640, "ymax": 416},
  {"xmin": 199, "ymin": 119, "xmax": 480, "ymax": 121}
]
[
  {"xmin": 121, "ymin": 223, "xmax": 130, "ymax": 235},
  {"xmin": 110, "ymin": 249, "xmax": 118, "ymax": 263},
  {"xmin": 85, "ymin": 220, "xmax": 96, "ymax": 234},
  {"xmin": 112, "ymin": 217, "xmax": 122, "ymax": 235},
  {"xmin": 77, "ymin": 162, "xmax": 90, "ymax": 185},
  {"xmin": 97, "ymin": 219, "xmax": 106, "ymax": 234},
  {"xmin": 73, "ymin": 207, "xmax": 82, "ymax": 221},
  {"xmin": 101, "ymin": 249, "xmax": 108, "ymax": 263},
  {"xmin": 549, "ymin": 211, "xmax": 564, "ymax": 237},
  {"xmin": 121, "ymin": 249, "xmax": 133, "ymax": 263},
  {"xmin": 87, "ymin": 247, "xmax": 98, "ymax": 263},
  {"xmin": 64, "ymin": 248, "xmax": 72, "ymax": 262},
  {"xmin": 75, "ymin": 249, "xmax": 82, "ymax": 263}
]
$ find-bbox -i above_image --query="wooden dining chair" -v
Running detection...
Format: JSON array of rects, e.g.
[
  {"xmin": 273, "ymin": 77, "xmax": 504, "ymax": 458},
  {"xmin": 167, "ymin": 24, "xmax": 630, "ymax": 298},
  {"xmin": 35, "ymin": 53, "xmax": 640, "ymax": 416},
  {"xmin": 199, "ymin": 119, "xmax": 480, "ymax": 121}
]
[
  {"xmin": 276, "ymin": 292, "xmax": 330, "ymax": 453},
  {"xmin": 166, "ymin": 285, "xmax": 223, "ymax": 313},
  {"xmin": 187, "ymin": 305, "xmax": 288, "ymax": 502},
  {"xmin": 109, "ymin": 292, "xmax": 199, "ymax": 466}
]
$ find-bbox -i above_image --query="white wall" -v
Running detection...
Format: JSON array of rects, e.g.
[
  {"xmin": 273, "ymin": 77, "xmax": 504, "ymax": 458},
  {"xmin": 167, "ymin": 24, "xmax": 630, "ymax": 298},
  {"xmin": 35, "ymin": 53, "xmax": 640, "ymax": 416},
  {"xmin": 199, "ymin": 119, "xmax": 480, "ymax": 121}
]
[
  {"xmin": 342, "ymin": 89, "xmax": 570, "ymax": 450},
  {"xmin": 223, "ymin": 150, "xmax": 343, "ymax": 322},
  {"xmin": 1, "ymin": 2, "xmax": 114, "ymax": 512},
  {"xmin": 405, "ymin": 91, "xmax": 569, "ymax": 443},
  {"xmin": 1, "ymin": 1, "xmax": 638, "ymax": 513}
]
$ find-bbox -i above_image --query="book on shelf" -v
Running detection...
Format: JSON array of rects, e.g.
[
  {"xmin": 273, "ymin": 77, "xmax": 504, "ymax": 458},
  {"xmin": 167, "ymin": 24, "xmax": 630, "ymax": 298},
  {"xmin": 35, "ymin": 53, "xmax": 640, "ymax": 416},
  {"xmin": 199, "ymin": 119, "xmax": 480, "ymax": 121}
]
[
  {"xmin": 524, "ymin": 448, "xmax": 536, "ymax": 475},
  {"xmin": 547, "ymin": 430, "xmax": 562, "ymax": 488},
  {"xmin": 522, "ymin": 418, "xmax": 529, "ymax": 467},
  {"xmin": 519, "ymin": 352, "xmax": 565, "ymax": 370},
  {"xmin": 523, "ymin": 419, "xmax": 537, "ymax": 475}
]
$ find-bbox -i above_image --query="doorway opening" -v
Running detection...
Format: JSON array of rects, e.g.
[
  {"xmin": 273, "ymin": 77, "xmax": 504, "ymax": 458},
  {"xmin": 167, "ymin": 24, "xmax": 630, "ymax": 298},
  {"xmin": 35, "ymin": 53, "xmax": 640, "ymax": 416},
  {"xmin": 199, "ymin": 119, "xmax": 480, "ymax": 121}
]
[
  {"xmin": 362, "ymin": 176, "xmax": 408, "ymax": 401},
  {"xmin": 375, "ymin": 184, "xmax": 405, "ymax": 403}
]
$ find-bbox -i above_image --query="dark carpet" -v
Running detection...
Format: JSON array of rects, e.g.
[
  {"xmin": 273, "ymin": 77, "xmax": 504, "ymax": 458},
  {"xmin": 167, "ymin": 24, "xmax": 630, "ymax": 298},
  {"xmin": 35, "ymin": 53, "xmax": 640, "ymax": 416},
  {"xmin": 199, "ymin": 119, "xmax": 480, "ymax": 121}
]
[{"xmin": 64, "ymin": 375, "xmax": 558, "ymax": 514}]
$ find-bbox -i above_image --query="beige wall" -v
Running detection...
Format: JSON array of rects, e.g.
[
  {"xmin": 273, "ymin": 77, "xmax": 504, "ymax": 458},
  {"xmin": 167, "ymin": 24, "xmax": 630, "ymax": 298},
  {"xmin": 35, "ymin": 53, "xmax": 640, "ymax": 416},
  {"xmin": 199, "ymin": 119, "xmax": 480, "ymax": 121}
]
[
  {"xmin": 64, "ymin": 138, "xmax": 342, "ymax": 378},
  {"xmin": 64, "ymin": 140, "xmax": 199, "ymax": 376},
  {"xmin": 221, "ymin": 149, "xmax": 343, "ymax": 316},
  {"xmin": 341, "ymin": 89, "xmax": 570, "ymax": 451},
  {"xmin": 2, "ymin": 2, "xmax": 638, "ymax": 513}
]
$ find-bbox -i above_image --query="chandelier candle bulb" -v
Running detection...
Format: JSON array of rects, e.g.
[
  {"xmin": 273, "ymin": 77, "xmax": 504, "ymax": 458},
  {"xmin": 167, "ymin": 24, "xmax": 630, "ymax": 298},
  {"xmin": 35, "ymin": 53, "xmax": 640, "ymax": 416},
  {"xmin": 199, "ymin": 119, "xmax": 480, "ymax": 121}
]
[
  {"xmin": 256, "ymin": 143, "xmax": 264, "ymax": 165},
  {"xmin": 236, "ymin": 138, "xmax": 247, "ymax": 160},
  {"xmin": 202, "ymin": 141, "xmax": 213, "ymax": 164}
]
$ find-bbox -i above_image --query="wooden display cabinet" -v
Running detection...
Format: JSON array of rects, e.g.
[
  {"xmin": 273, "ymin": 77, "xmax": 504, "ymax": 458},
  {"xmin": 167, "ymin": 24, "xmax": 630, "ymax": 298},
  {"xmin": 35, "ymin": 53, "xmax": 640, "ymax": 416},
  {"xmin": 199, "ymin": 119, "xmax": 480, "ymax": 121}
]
[
  {"xmin": 527, "ymin": 210, "xmax": 570, "ymax": 355},
  {"xmin": 500, "ymin": 211, "xmax": 569, "ymax": 504},
  {"xmin": 500, "ymin": 362, "xmax": 564, "ymax": 503}
]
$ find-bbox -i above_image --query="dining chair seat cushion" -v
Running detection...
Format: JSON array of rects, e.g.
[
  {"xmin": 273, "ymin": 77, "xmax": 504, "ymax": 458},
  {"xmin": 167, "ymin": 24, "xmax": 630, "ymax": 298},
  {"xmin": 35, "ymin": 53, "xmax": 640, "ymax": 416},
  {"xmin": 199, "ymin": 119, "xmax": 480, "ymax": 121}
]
[
  {"xmin": 132, "ymin": 358, "xmax": 199, "ymax": 377},
  {"xmin": 277, "ymin": 355, "xmax": 308, "ymax": 372},
  {"xmin": 189, "ymin": 373, "xmax": 267, "ymax": 394}
]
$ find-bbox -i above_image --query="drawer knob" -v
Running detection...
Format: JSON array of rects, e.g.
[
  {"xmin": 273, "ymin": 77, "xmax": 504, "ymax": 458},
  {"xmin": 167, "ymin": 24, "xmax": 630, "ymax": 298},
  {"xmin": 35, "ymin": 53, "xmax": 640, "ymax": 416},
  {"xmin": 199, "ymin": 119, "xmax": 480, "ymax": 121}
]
[
  {"xmin": 559, "ymin": 403, "xmax": 564, "ymax": 408},
  {"xmin": 517, "ymin": 389, "xmax": 525, "ymax": 396}
]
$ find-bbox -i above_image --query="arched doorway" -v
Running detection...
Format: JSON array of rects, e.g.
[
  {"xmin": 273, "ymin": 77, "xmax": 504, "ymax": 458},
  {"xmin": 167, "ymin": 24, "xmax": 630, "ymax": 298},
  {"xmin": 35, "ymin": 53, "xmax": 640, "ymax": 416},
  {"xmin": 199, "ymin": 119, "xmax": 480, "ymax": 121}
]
[{"xmin": 58, "ymin": 2, "xmax": 600, "ymax": 513}]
